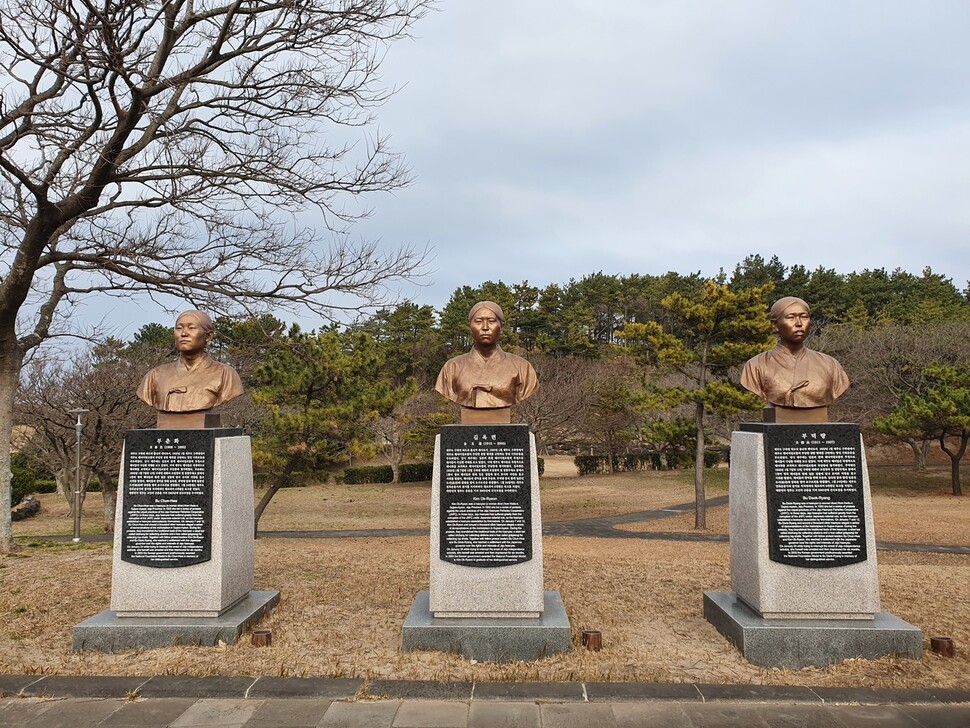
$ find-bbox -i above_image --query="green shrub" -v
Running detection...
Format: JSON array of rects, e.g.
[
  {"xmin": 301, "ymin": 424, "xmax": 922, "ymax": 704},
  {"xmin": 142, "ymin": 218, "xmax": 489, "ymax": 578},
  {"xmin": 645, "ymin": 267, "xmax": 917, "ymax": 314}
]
[
  {"xmin": 574, "ymin": 455, "xmax": 608, "ymax": 476},
  {"xmin": 10, "ymin": 457, "xmax": 38, "ymax": 504},
  {"xmin": 280, "ymin": 471, "xmax": 323, "ymax": 487},
  {"xmin": 704, "ymin": 448, "xmax": 723, "ymax": 468},
  {"xmin": 400, "ymin": 462, "xmax": 433, "ymax": 483},
  {"xmin": 620, "ymin": 453, "xmax": 656, "ymax": 471},
  {"xmin": 575, "ymin": 451, "xmax": 701, "ymax": 476},
  {"xmin": 536, "ymin": 456, "xmax": 544, "ymax": 476},
  {"xmin": 254, "ymin": 470, "xmax": 327, "ymax": 487},
  {"xmin": 33, "ymin": 480, "xmax": 57, "ymax": 494},
  {"xmin": 342, "ymin": 465, "xmax": 394, "ymax": 485},
  {"xmin": 665, "ymin": 450, "xmax": 693, "ymax": 469}
]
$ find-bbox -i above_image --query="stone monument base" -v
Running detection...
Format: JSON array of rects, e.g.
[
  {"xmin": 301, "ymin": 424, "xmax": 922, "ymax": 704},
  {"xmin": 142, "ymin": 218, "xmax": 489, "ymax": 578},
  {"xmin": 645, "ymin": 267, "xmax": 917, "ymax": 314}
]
[
  {"xmin": 430, "ymin": 426, "xmax": 545, "ymax": 617},
  {"xmin": 729, "ymin": 425, "xmax": 881, "ymax": 619},
  {"xmin": 111, "ymin": 431, "xmax": 255, "ymax": 617},
  {"xmin": 704, "ymin": 591, "xmax": 922, "ymax": 669},
  {"xmin": 762, "ymin": 405, "xmax": 828, "ymax": 423},
  {"xmin": 72, "ymin": 590, "xmax": 280, "ymax": 653},
  {"xmin": 155, "ymin": 410, "xmax": 224, "ymax": 429},
  {"xmin": 402, "ymin": 591, "xmax": 571, "ymax": 663}
]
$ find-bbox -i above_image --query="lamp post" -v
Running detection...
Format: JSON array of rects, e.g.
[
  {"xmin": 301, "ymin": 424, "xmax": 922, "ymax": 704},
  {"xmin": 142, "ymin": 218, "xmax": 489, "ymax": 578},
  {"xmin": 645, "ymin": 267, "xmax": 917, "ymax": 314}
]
[{"xmin": 67, "ymin": 408, "xmax": 90, "ymax": 543}]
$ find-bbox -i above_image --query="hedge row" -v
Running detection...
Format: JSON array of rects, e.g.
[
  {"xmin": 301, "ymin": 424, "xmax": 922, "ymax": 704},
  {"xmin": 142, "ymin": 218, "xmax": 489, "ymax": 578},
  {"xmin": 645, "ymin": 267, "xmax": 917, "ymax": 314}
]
[
  {"xmin": 341, "ymin": 458, "xmax": 543, "ymax": 484},
  {"xmin": 341, "ymin": 462, "xmax": 435, "ymax": 485},
  {"xmin": 574, "ymin": 449, "xmax": 722, "ymax": 476},
  {"xmin": 33, "ymin": 480, "xmax": 57, "ymax": 494},
  {"xmin": 11, "ymin": 473, "xmax": 113, "ymax": 506}
]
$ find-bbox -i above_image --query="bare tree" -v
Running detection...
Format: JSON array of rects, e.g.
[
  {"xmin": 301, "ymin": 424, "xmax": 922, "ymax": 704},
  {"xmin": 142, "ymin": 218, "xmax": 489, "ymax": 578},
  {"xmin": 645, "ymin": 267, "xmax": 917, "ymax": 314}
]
[
  {"xmin": 369, "ymin": 390, "xmax": 451, "ymax": 483},
  {"xmin": 16, "ymin": 358, "xmax": 95, "ymax": 505},
  {"xmin": 17, "ymin": 340, "xmax": 160, "ymax": 531},
  {"xmin": 584, "ymin": 370, "xmax": 641, "ymax": 474},
  {"xmin": 0, "ymin": 1, "xmax": 431, "ymax": 549},
  {"xmin": 818, "ymin": 322, "xmax": 970, "ymax": 469},
  {"xmin": 514, "ymin": 354, "xmax": 603, "ymax": 454}
]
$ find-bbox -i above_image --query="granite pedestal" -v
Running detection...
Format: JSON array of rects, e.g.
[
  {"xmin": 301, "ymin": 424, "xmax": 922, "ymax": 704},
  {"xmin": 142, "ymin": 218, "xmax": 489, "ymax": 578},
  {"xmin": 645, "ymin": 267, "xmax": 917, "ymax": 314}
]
[
  {"xmin": 73, "ymin": 429, "xmax": 278, "ymax": 652},
  {"xmin": 405, "ymin": 425, "xmax": 570, "ymax": 660},
  {"xmin": 429, "ymin": 427, "xmax": 544, "ymax": 617},
  {"xmin": 73, "ymin": 590, "xmax": 280, "ymax": 652},
  {"xmin": 704, "ymin": 591, "xmax": 923, "ymax": 668},
  {"xmin": 728, "ymin": 425, "xmax": 880, "ymax": 619},
  {"xmin": 402, "ymin": 591, "xmax": 571, "ymax": 663},
  {"xmin": 706, "ymin": 424, "xmax": 922, "ymax": 666}
]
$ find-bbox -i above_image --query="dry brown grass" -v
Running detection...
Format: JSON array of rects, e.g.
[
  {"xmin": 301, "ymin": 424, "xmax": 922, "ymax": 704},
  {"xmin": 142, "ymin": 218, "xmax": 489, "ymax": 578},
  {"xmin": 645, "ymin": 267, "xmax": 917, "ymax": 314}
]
[
  {"xmin": 5, "ymin": 458, "xmax": 968, "ymax": 688},
  {"xmin": 616, "ymin": 474, "xmax": 969, "ymax": 546},
  {"xmin": 616, "ymin": 496, "xmax": 970, "ymax": 546},
  {"xmin": 1, "ymin": 538, "xmax": 967, "ymax": 689}
]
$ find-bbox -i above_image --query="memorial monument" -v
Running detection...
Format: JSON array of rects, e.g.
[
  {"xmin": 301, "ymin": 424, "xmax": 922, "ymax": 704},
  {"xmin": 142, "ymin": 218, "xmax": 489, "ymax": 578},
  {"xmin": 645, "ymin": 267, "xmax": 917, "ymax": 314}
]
[
  {"xmin": 73, "ymin": 311, "xmax": 278, "ymax": 651},
  {"xmin": 403, "ymin": 301, "xmax": 570, "ymax": 661},
  {"xmin": 705, "ymin": 297, "xmax": 922, "ymax": 667}
]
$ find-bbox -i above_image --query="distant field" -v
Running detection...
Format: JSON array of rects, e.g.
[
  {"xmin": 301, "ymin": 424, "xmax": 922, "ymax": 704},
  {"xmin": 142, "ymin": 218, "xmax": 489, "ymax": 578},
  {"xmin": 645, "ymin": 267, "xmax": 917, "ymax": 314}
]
[{"xmin": 14, "ymin": 457, "xmax": 963, "ymax": 539}]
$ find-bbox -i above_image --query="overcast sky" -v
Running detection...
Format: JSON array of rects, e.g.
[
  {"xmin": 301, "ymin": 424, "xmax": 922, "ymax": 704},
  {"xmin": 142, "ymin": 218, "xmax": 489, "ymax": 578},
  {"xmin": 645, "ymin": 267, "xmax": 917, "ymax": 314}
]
[
  {"xmin": 346, "ymin": 0, "xmax": 970, "ymax": 313},
  {"xmin": 85, "ymin": 1, "xmax": 970, "ymax": 336}
]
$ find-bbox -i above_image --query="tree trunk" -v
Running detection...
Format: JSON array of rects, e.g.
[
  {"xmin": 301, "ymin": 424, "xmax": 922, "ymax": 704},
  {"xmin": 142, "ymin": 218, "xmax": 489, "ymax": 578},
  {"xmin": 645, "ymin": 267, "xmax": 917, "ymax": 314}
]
[
  {"xmin": 59, "ymin": 464, "xmax": 90, "ymax": 517},
  {"xmin": 254, "ymin": 454, "xmax": 300, "ymax": 536},
  {"xmin": 694, "ymin": 399, "xmax": 706, "ymax": 529},
  {"xmin": 903, "ymin": 437, "xmax": 929, "ymax": 471},
  {"xmin": 0, "ymin": 203, "xmax": 67, "ymax": 551},
  {"xmin": 102, "ymin": 488, "xmax": 117, "ymax": 533},
  {"xmin": 97, "ymin": 468, "xmax": 118, "ymax": 533},
  {"xmin": 939, "ymin": 433, "xmax": 967, "ymax": 497},
  {"xmin": 56, "ymin": 467, "xmax": 72, "ymax": 511},
  {"xmin": 0, "ymin": 340, "xmax": 24, "ymax": 551}
]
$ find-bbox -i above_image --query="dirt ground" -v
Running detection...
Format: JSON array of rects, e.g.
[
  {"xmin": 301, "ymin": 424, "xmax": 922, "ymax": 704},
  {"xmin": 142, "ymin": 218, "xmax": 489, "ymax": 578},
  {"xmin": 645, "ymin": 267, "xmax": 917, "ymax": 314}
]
[
  {"xmin": 4, "ymin": 458, "xmax": 968, "ymax": 688},
  {"xmin": 618, "ymin": 496, "xmax": 969, "ymax": 547}
]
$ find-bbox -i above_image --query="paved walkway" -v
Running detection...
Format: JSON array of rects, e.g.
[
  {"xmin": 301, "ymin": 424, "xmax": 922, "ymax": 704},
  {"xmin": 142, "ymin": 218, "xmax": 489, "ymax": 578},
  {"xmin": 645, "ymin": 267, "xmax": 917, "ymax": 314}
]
[
  {"xmin": 1, "ymin": 676, "xmax": 967, "ymax": 727},
  {"xmin": 34, "ymin": 496, "xmax": 970, "ymax": 555}
]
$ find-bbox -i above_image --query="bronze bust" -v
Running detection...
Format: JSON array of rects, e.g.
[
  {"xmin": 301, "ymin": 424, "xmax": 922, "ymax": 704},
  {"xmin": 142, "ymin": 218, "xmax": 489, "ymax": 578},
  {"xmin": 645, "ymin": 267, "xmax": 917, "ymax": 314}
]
[
  {"xmin": 741, "ymin": 297, "xmax": 849, "ymax": 417},
  {"xmin": 137, "ymin": 310, "xmax": 243, "ymax": 426},
  {"xmin": 435, "ymin": 301, "xmax": 538, "ymax": 423}
]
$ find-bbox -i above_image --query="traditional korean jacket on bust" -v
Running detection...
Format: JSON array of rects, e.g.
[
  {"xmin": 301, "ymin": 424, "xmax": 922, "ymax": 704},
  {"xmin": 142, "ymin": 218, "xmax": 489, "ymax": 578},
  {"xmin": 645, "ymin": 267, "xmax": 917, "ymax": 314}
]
[
  {"xmin": 741, "ymin": 345, "xmax": 849, "ymax": 408},
  {"xmin": 435, "ymin": 346, "xmax": 538, "ymax": 408},
  {"xmin": 137, "ymin": 354, "xmax": 243, "ymax": 412}
]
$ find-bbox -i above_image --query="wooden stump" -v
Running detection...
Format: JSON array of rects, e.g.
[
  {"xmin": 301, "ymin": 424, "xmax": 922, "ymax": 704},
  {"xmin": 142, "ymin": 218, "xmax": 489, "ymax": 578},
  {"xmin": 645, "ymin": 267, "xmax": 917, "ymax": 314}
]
[{"xmin": 930, "ymin": 636, "xmax": 955, "ymax": 657}]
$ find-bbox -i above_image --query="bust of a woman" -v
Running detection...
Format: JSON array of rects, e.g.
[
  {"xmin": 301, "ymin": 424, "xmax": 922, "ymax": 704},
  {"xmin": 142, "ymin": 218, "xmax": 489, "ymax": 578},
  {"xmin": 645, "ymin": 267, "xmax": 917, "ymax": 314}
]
[
  {"xmin": 740, "ymin": 297, "xmax": 849, "ymax": 414},
  {"xmin": 137, "ymin": 310, "xmax": 243, "ymax": 426},
  {"xmin": 435, "ymin": 301, "xmax": 538, "ymax": 423}
]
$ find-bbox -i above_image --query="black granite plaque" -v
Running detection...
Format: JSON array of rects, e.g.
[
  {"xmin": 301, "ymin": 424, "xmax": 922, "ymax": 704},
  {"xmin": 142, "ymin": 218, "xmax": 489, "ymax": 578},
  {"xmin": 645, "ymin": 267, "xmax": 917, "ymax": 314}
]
[
  {"xmin": 751, "ymin": 423, "xmax": 867, "ymax": 568},
  {"xmin": 439, "ymin": 424, "xmax": 532, "ymax": 568},
  {"xmin": 120, "ymin": 428, "xmax": 240, "ymax": 568}
]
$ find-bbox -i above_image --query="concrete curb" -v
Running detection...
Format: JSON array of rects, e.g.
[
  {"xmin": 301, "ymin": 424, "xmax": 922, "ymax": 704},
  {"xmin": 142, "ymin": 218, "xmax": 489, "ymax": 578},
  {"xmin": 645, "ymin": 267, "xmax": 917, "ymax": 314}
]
[{"xmin": 2, "ymin": 675, "xmax": 967, "ymax": 705}]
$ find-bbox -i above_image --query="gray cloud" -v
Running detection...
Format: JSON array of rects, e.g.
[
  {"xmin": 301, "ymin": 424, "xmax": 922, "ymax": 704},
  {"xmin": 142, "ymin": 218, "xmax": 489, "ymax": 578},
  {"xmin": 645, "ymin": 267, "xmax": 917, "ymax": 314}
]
[{"xmin": 349, "ymin": 1, "xmax": 970, "ymax": 308}]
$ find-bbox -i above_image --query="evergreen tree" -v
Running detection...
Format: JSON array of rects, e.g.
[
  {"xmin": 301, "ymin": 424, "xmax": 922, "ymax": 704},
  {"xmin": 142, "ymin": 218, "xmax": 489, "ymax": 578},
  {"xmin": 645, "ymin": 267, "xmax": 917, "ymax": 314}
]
[
  {"xmin": 875, "ymin": 364, "xmax": 970, "ymax": 496},
  {"xmin": 250, "ymin": 327, "xmax": 407, "ymax": 533},
  {"xmin": 619, "ymin": 281, "xmax": 773, "ymax": 528}
]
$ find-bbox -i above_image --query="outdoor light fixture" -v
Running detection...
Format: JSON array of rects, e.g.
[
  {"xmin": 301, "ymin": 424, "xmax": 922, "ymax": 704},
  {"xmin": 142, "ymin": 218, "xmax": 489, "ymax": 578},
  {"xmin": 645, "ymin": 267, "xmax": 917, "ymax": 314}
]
[{"xmin": 67, "ymin": 408, "xmax": 90, "ymax": 543}]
